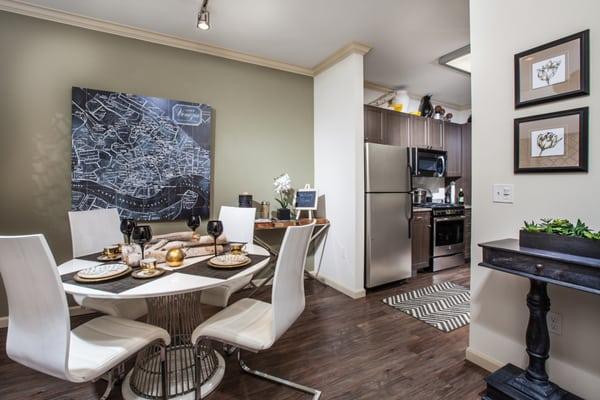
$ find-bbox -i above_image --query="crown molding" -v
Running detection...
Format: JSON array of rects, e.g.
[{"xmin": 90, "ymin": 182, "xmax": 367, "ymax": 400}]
[
  {"xmin": 312, "ymin": 42, "xmax": 372, "ymax": 75},
  {"xmin": 0, "ymin": 1, "xmax": 374, "ymax": 78},
  {"xmin": 364, "ymin": 81, "xmax": 393, "ymax": 93},
  {"xmin": 0, "ymin": 0, "xmax": 314, "ymax": 76}
]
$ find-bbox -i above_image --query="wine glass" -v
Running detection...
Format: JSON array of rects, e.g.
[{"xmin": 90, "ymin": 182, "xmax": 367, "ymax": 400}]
[
  {"xmin": 120, "ymin": 218, "xmax": 136, "ymax": 244},
  {"xmin": 132, "ymin": 225, "xmax": 153, "ymax": 260},
  {"xmin": 206, "ymin": 220, "xmax": 223, "ymax": 256},
  {"xmin": 187, "ymin": 214, "xmax": 201, "ymax": 239}
]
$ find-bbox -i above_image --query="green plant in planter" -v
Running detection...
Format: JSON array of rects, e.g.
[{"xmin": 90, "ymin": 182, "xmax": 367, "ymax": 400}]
[{"xmin": 522, "ymin": 218, "xmax": 600, "ymax": 240}]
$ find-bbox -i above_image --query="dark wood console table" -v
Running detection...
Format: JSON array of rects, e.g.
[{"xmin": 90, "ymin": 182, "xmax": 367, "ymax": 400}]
[{"xmin": 478, "ymin": 239, "xmax": 600, "ymax": 400}]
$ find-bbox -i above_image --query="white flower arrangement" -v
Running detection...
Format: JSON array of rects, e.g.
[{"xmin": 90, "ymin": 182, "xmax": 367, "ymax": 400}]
[{"xmin": 273, "ymin": 173, "xmax": 293, "ymax": 209}]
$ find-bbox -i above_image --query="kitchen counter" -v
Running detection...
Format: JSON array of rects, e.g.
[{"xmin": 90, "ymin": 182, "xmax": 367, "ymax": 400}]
[
  {"xmin": 412, "ymin": 205, "xmax": 472, "ymax": 212},
  {"xmin": 413, "ymin": 207, "xmax": 432, "ymax": 212}
]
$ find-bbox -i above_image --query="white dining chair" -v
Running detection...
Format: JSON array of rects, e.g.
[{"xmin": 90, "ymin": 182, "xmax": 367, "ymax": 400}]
[
  {"xmin": 192, "ymin": 223, "xmax": 320, "ymax": 399},
  {"xmin": 200, "ymin": 206, "xmax": 258, "ymax": 307},
  {"xmin": 0, "ymin": 234, "xmax": 170, "ymax": 400},
  {"xmin": 65, "ymin": 209, "xmax": 148, "ymax": 320}
]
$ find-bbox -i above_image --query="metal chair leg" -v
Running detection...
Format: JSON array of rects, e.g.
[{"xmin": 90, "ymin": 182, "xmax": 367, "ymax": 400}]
[
  {"xmin": 99, "ymin": 369, "xmax": 116, "ymax": 400},
  {"xmin": 237, "ymin": 350, "xmax": 321, "ymax": 400}
]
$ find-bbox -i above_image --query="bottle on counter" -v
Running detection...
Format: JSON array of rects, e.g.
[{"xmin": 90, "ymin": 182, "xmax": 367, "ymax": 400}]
[
  {"xmin": 449, "ymin": 181, "xmax": 456, "ymax": 204},
  {"xmin": 458, "ymin": 188, "xmax": 465, "ymax": 205}
]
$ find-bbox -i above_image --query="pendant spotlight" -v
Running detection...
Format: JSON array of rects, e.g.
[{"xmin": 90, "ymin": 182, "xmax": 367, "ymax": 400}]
[{"xmin": 197, "ymin": 0, "xmax": 210, "ymax": 30}]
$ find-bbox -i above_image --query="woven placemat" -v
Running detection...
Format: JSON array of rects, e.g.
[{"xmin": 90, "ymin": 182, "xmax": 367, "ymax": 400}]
[
  {"xmin": 62, "ymin": 266, "xmax": 172, "ymax": 294},
  {"xmin": 178, "ymin": 254, "xmax": 269, "ymax": 280}
]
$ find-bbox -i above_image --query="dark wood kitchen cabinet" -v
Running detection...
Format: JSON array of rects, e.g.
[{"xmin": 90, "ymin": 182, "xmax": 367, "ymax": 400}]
[
  {"xmin": 428, "ymin": 119, "xmax": 444, "ymax": 150},
  {"xmin": 408, "ymin": 115, "xmax": 443, "ymax": 150},
  {"xmin": 411, "ymin": 210, "xmax": 432, "ymax": 274},
  {"xmin": 455, "ymin": 123, "xmax": 472, "ymax": 204},
  {"xmin": 409, "ymin": 114, "xmax": 427, "ymax": 148},
  {"xmin": 364, "ymin": 105, "xmax": 385, "ymax": 143},
  {"xmin": 444, "ymin": 122, "xmax": 462, "ymax": 177},
  {"xmin": 386, "ymin": 111, "xmax": 410, "ymax": 146}
]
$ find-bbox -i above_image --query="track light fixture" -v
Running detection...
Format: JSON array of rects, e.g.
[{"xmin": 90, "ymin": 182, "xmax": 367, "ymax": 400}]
[{"xmin": 197, "ymin": 0, "xmax": 210, "ymax": 30}]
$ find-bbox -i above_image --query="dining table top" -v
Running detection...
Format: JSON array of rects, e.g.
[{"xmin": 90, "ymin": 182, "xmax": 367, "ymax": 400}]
[{"xmin": 59, "ymin": 244, "xmax": 270, "ymax": 300}]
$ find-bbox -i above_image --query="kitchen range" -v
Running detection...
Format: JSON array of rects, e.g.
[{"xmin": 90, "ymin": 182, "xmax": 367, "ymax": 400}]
[{"xmin": 417, "ymin": 202, "xmax": 465, "ymax": 271}]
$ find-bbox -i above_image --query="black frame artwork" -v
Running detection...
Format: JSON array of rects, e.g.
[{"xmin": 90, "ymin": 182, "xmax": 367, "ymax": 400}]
[
  {"xmin": 514, "ymin": 107, "xmax": 588, "ymax": 173},
  {"xmin": 515, "ymin": 30, "xmax": 589, "ymax": 108}
]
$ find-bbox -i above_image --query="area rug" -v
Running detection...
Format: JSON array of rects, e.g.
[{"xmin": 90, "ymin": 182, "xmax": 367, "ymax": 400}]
[{"xmin": 382, "ymin": 281, "xmax": 470, "ymax": 333}]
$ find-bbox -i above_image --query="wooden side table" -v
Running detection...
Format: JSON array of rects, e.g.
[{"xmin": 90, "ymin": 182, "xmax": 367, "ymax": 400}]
[{"xmin": 478, "ymin": 239, "xmax": 599, "ymax": 400}]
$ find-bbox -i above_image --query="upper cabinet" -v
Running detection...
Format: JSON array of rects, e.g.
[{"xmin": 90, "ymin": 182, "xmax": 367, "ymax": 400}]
[
  {"xmin": 364, "ymin": 106, "xmax": 386, "ymax": 143},
  {"xmin": 386, "ymin": 112, "xmax": 410, "ymax": 147},
  {"xmin": 427, "ymin": 119, "xmax": 444, "ymax": 150},
  {"xmin": 409, "ymin": 115, "xmax": 428, "ymax": 148},
  {"xmin": 444, "ymin": 122, "xmax": 462, "ymax": 177}
]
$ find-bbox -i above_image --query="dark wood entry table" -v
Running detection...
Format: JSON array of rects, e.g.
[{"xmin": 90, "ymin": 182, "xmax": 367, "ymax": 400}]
[{"xmin": 478, "ymin": 239, "xmax": 600, "ymax": 400}]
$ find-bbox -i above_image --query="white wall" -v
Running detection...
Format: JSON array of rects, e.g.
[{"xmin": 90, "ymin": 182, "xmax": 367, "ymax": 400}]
[
  {"xmin": 468, "ymin": 1, "xmax": 600, "ymax": 398},
  {"xmin": 364, "ymin": 87, "xmax": 471, "ymax": 124},
  {"xmin": 314, "ymin": 53, "xmax": 366, "ymax": 298}
]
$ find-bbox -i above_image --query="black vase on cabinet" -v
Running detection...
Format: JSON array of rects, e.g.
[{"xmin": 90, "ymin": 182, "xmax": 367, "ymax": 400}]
[{"xmin": 418, "ymin": 94, "xmax": 434, "ymax": 118}]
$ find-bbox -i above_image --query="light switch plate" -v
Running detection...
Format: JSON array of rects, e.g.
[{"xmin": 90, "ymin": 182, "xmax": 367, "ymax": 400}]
[{"xmin": 493, "ymin": 184, "xmax": 514, "ymax": 203}]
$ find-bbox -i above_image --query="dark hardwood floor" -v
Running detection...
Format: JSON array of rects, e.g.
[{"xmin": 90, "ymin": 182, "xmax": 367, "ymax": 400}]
[{"xmin": 0, "ymin": 265, "xmax": 487, "ymax": 400}]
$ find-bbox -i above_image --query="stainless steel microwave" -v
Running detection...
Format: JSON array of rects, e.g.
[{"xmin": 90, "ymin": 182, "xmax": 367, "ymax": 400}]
[{"xmin": 409, "ymin": 148, "xmax": 447, "ymax": 177}]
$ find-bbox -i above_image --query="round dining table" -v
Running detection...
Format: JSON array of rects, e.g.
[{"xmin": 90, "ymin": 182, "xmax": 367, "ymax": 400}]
[{"xmin": 60, "ymin": 244, "xmax": 270, "ymax": 400}]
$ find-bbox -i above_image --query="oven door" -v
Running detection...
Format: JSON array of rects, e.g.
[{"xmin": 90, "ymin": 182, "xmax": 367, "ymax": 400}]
[{"xmin": 433, "ymin": 215, "xmax": 465, "ymax": 256}]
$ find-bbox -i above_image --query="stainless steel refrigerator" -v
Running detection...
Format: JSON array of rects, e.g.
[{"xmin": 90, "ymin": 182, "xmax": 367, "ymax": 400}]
[{"xmin": 365, "ymin": 143, "xmax": 413, "ymax": 288}]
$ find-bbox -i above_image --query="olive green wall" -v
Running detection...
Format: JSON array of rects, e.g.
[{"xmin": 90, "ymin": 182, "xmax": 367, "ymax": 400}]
[{"xmin": 0, "ymin": 11, "xmax": 314, "ymax": 317}]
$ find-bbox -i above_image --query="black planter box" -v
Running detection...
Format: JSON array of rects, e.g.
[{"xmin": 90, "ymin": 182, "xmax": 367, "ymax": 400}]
[{"xmin": 519, "ymin": 230, "xmax": 600, "ymax": 259}]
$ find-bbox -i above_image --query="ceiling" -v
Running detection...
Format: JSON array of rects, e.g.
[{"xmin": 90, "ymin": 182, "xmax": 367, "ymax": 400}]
[{"xmin": 13, "ymin": 0, "xmax": 471, "ymax": 107}]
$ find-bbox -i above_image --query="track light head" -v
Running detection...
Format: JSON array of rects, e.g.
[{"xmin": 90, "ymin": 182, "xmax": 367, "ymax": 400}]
[
  {"xmin": 197, "ymin": 8, "xmax": 210, "ymax": 30},
  {"xmin": 197, "ymin": 0, "xmax": 210, "ymax": 30}
]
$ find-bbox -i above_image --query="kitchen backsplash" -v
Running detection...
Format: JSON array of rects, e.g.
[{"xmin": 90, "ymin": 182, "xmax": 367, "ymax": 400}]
[{"xmin": 412, "ymin": 177, "xmax": 445, "ymax": 198}]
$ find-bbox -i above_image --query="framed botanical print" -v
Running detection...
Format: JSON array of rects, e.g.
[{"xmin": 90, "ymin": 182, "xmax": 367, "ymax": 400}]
[
  {"xmin": 515, "ymin": 30, "xmax": 589, "ymax": 108},
  {"xmin": 514, "ymin": 107, "xmax": 588, "ymax": 173}
]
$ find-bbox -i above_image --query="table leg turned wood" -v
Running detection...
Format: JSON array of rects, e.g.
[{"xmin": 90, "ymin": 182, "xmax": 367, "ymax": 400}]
[{"xmin": 482, "ymin": 280, "xmax": 579, "ymax": 400}]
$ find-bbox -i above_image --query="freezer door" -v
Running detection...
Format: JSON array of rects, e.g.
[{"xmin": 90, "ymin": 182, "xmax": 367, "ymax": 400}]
[
  {"xmin": 365, "ymin": 192, "xmax": 413, "ymax": 288},
  {"xmin": 365, "ymin": 143, "xmax": 411, "ymax": 193}
]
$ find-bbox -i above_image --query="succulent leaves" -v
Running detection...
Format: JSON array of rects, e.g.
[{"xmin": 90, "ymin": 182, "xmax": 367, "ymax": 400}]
[{"xmin": 522, "ymin": 218, "xmax": 600, "ymax": 240}]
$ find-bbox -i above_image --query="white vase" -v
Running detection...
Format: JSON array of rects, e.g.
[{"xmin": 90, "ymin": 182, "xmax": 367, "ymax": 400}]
[{"xmin": 392, "ymin": 90, "xmax": 410, "ymax": 112}]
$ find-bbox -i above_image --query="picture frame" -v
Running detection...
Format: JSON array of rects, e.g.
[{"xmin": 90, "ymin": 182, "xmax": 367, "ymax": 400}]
[
  {"xmin": 514, "ymin": 30, "xmax": 589, "ymax": 108},
  {"xmin": 514, "ymin": 107, "xmax": 588, "ymax": 173}
]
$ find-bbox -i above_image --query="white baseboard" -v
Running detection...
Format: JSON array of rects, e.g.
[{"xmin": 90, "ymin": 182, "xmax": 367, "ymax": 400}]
[
  {"xmin": 308, "ymin": 271, "xmax": 366, "ymax": 299},
  {"xmin": 465, "ymin": 346, "xmax": 503, "ymax": 372},
  {"xmin": 0, "ymin": 306, "xmax": 96, "ymax": 328}
]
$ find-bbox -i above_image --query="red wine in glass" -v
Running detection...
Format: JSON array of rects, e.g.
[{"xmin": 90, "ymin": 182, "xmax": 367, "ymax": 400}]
[
  {"xmin": 120, "ymin": 218, "xmax": 136, "ymax": 244},
  {"xmin": 132, "ymin": 225, "xmax": 152, "ymax": 260},
  {"xmin": 206, "ymin": 220, "xmax": 223, "ymax": 256},
  {"xmin": 187, "ymin": 214, "xmax": 201, "ymax": 238}
]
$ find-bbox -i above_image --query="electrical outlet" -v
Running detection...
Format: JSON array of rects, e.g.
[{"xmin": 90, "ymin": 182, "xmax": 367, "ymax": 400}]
[
  {"xmin": 493, "ymin": 184, "xmax": 514, "ymax": 203},
  {"xmin": 548, "ymin": 311, "xmax": 562, "ymax": 336}
]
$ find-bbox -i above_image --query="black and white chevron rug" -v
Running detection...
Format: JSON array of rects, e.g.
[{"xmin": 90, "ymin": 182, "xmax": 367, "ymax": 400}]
[{"xmin": 382, "ymin": 281, "xmax": 470, "ymax": 333}]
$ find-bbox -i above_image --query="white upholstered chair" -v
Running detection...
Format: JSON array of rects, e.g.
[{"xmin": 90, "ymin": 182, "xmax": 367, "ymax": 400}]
[
  {"xmin": 0, "ymin": 234, "xmax": 170, "ymax": 400},
  {"xmin": 200, "ymin": 206, "xmax": 258, "ymax": 307},
  {"xmin": 192, "ymin": 223, "xmax": 320, "ymax": 399},
  {"xmin": 63, "ymin": 209, "xmax": 148, "ymax": 320}
]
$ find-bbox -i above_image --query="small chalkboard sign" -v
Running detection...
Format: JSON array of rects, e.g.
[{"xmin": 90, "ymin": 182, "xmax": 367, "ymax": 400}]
[{"xmin": 294, "ymin": 186, "xmax": 318, "ymax": 210}]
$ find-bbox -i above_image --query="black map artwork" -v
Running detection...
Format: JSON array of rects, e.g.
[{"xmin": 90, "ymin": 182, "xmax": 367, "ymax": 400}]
[{"xmin": 71, "ymin": 87, "xmax": 212, "ymax": 221}]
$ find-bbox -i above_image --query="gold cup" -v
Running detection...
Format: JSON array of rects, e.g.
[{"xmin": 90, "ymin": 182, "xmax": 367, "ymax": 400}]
[
  {"xmin": 165, "ymin": 248, "xmax": 186, "ymax": 267},
  {"xmin": 140, "ymin": 257, "xmax": 157, "ymax": 271},
  {"xmin": 103, "ymin": 245, "xmax": 119, "ymax": 257},
  {"xmin": 230, "ymin": 243, "xmax": 244, "ymax": 255}
]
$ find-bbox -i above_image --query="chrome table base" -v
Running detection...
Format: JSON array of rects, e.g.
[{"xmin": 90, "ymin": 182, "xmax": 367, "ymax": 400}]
[{"xmin": 122, "ymin": 292, "xmax": 224, "ymax": 400}]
